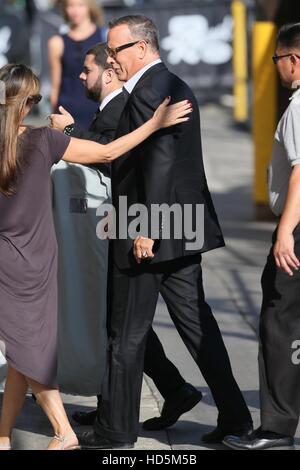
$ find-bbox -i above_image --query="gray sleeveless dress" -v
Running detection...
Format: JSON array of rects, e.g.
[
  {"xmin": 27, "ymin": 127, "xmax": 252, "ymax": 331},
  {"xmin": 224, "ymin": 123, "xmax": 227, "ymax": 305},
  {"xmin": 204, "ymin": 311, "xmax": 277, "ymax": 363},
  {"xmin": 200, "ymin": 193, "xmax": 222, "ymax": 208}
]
[{"xmin": 0, "ymin": 127, "xmax": 70, "ymax": 388}]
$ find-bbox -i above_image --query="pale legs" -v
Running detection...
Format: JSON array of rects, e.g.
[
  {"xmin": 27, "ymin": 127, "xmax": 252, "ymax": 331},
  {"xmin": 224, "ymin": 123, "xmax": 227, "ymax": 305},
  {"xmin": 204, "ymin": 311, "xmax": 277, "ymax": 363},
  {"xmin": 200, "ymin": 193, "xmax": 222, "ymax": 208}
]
[
  {"xmin": 0, "ymin": 366, "xmax": 27, "ymax": 450},
  {"xmin": 0, "ymin": 365, "xmax": 78, "ymax": 450}
]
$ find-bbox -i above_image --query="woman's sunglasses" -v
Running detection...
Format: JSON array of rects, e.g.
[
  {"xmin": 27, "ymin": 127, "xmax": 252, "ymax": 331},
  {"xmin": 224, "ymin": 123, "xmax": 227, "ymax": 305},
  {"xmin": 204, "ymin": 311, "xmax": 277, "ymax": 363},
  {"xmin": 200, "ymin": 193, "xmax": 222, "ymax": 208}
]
[{"xmin": 27, "ymin": 94, "xmax": 42, "ymax": 105}]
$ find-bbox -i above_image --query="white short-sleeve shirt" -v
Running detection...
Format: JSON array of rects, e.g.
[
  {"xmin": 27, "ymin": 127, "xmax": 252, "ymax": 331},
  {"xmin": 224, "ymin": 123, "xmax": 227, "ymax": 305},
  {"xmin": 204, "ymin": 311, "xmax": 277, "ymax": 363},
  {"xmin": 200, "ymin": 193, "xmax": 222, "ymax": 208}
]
[{"xmin": 268, "ymin": 87, "xmax": 300, "ymax": 216}]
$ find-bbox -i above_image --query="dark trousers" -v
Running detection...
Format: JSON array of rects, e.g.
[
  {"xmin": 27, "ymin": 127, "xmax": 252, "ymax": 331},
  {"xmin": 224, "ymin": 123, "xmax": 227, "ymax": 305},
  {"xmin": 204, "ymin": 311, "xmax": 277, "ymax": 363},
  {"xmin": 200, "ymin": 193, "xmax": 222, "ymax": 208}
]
[
  {"xmin": 95, "ymin": 255, "xmax": 251, "ymax": 442},
  {"xmin": 144, "ymin": 327, "xmax": 186, "ymax": 398},
  {"xmin": 98, "ymin": 246, "xmax": 186, "ymax": 409},
  {"xmin": 96, "ymin": 327, "xmax": 185, "ymax": 409},
  {"xmin": 259, "ymin": 228, "xmax": 300, "ymax": 437}
]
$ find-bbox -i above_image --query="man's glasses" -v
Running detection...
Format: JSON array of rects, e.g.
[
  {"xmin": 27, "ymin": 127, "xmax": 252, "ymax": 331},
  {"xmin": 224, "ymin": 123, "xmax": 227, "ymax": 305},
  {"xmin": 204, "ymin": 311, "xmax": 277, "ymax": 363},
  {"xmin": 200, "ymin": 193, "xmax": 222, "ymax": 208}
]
[
  {"xmin": 105, "ymin": 40, "xmax": 147, "ymax": 59},
  {"xmin": 272, "ymin": 53, "xmax": 300, "ymax": 64},
  {"xmin": 27, "ymin": 94, "xmax": 42, "ymax": 105}
]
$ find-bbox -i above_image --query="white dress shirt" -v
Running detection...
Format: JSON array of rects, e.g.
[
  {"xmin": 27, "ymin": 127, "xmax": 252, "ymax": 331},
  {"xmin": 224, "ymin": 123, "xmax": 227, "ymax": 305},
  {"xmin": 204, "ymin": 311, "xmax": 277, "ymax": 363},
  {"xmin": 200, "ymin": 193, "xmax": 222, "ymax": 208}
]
[
  {"xmin": 99, "ymin": 87, "xmax": 123, "ymax": 112},
  {"xmin": 123, "ymin": 59, "xmax": 162, "ymax": 95}
]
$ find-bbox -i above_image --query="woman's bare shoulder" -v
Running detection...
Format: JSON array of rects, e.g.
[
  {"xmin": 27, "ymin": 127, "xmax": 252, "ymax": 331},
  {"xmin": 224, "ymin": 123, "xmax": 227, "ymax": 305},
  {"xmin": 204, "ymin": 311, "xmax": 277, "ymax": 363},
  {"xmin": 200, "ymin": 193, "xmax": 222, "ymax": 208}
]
[{"xmin": 48, "ymin": 35, "xmax": 64, "ymax": 55}]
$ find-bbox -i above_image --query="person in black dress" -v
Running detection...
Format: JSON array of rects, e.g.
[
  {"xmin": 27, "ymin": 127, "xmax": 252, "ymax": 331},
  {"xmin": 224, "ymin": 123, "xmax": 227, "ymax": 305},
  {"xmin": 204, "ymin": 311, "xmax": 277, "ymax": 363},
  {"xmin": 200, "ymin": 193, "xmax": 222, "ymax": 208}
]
[{"xmin": 48, "ymin": 0, "xmax": 106, "ymax": 128}]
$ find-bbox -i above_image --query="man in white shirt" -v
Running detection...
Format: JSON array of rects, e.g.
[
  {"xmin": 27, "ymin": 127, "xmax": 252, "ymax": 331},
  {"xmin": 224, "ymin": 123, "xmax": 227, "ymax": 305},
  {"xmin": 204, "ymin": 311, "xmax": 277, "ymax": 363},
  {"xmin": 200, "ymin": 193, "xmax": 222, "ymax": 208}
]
[{"xmin": 224, "ymin": 22, "xmax": 300, "ymax": 451}]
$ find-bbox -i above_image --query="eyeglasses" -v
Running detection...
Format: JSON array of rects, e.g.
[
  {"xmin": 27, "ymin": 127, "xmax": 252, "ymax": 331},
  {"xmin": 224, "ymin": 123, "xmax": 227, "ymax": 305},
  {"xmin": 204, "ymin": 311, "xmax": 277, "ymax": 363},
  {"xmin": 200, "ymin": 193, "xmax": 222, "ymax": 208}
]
[
  {"xmin": 105, "ymin": 40, "xmax": 146, "ymax": 59},
  {"xmin": 272, "ymin": 53, "xmax": 300, "ymax": 64},
  {"xmin": 27, "ymin": 94, "xmax": 42, "ymax": 105}
]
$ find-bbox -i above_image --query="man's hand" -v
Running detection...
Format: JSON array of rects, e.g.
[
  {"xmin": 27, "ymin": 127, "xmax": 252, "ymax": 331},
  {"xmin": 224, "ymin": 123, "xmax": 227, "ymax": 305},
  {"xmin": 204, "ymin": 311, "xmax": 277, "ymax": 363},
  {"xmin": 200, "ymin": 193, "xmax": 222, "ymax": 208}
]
[
  {"xmin": 133, "ymin": 237, "xmax": 155, "ymax": 264},
  {"xmin": 274, "ymin": 231, "xmax": 300, "ymax": 276},
  {"xmin": 50, "ymin": 106, "xmax": 74, "ymax": 131}
]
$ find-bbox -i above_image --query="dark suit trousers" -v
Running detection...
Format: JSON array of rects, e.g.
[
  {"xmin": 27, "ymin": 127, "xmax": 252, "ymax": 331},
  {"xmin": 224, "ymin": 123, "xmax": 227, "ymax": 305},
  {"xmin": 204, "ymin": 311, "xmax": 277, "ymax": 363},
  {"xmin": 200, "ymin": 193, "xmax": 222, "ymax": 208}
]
[
  {"xmin": 96, "ymin": 327, "xmax": 185, "ymax": 408},
  {"xmin": 259, "ymin": 227, "xmax": 300, "ymax": 437},
  {"xmin": 143, "ymin": 327, "xmax": 185, "ymax": 398},
  {"xmin": 105, "ymin": 245, "xmax": 186, "ymax": 403},
  {"xmin": 95, "ymin": 255, "xmax": 251, "ymax": 442}
]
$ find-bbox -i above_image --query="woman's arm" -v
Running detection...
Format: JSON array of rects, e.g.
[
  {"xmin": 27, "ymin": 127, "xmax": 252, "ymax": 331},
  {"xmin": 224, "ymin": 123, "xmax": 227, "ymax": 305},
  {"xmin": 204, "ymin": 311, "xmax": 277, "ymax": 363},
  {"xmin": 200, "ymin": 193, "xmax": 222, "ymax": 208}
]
[
  {"xmin": 61, "ymin": 98, "xmax": 192, "ymax": 164},
  {"xmin": 48, "ymin": 35, "xmax": 64, "ymax": 112}
]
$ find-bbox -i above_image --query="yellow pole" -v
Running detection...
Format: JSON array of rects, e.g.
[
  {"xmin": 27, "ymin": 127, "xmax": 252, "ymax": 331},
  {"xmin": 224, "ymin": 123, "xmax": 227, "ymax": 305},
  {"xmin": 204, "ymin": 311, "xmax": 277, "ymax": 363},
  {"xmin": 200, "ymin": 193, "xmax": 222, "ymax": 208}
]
[
  {"xmin": 252, "ymin": 22, "xmax": 277, "ymax": 208},
  {"xmin": 232, "ymin": 0, "xmax": 248, "ymax": 123}
]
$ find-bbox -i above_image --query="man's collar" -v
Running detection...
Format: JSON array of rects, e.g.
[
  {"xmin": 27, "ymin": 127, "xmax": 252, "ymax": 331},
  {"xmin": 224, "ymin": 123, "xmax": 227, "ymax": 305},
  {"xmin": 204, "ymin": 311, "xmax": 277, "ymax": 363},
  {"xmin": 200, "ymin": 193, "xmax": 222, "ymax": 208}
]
[
  {"xmin": 289, "ymin": 80, "xmax": 300, "ymax": 100},
  {"xmin": 99, "ymin": 87, "xmax": 123, "ymax": 111},
  {"xmin": 123, "ymin": 59, "xmax": 162, "ymax": 95}
]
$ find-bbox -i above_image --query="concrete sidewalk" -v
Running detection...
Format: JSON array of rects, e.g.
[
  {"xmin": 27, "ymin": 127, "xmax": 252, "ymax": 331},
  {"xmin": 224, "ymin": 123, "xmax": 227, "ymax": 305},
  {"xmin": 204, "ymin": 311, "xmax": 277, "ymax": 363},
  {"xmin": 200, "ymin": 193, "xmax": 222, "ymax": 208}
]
[{"xmin": 1, "ymin": 105, "xmax": 299, "ymax": 450}]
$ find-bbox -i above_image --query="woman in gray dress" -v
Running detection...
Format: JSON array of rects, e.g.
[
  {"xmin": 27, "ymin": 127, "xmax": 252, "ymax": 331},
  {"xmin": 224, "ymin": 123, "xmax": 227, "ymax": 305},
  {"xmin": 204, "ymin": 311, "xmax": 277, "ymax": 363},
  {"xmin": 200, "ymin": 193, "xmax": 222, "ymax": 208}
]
[{"xmin": 0, "ymin": 64, "xmax": 192, "ymax": 450}]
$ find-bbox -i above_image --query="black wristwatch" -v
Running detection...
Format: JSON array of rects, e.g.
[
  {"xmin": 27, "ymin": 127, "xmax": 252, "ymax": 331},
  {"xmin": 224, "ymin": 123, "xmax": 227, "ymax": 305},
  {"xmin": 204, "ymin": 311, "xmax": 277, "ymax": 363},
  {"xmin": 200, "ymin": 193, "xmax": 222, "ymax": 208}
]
[{"xmin": 63, "ymin": 123, "xmax": 75, "ymax": 136}]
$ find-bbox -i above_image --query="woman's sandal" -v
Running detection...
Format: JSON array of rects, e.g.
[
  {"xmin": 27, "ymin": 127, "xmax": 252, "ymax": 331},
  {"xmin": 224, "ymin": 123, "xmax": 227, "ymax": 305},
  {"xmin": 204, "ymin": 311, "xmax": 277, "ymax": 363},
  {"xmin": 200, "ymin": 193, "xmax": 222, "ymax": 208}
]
[{"xmin": 48, "ymin": 432, "xmax": 80, "ymax": 451}]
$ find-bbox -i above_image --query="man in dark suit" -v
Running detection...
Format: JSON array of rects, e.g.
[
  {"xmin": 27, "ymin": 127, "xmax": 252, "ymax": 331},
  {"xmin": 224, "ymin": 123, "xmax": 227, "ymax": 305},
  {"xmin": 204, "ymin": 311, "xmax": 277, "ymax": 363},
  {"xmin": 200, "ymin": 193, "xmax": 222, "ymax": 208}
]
[
  {"xmin": 78, "ymin": 17, "xmax": 252, "ymax": 450},
  {"xmin": 51, "ymin": 42, "xmax": 202, "ymax": 430}
]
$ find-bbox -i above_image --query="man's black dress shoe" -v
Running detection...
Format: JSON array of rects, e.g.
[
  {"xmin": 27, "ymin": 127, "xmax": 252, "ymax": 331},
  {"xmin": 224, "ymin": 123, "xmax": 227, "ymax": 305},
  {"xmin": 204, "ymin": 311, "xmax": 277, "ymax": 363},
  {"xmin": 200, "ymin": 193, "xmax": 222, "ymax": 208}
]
[
  {"xmin": 201, "ymin": 422, "xmax": 253, "ymax": 444},
  {"xmin": 78, "ymin": 430, "xmax": 134, "ymax": 450},
  {"xmin": 223, "ymin": 427, "xmax": 294, "ymax": 450},
  {"xmin": 72, "ymin": 409, "xmax": 98, "ymax": 426},
  {"xmin": 143, "ymin": 383, "xmax": 202, "ymax": 431}
]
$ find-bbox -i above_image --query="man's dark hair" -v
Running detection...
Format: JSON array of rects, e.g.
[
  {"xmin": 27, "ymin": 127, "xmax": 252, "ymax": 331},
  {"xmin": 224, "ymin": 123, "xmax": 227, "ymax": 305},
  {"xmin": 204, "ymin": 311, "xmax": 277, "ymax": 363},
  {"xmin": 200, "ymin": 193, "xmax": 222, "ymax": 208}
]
[
  {"xmin": 277, "ymin": 23, "xmax": 300, "ymax": 49},
  {"xmin": 86, "ymin": 42, "xmax": 110, "ymax": 69},
  {"xmin": 109, "ymin": 15, "xmax": 160, "ymax": 52}
]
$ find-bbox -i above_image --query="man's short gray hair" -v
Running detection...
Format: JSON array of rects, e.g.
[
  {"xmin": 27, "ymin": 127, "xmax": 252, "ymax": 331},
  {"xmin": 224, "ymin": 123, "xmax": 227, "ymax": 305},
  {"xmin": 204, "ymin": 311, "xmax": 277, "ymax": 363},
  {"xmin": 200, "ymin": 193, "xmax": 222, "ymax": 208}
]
[{"xmin": 109, "ymin": 15, "xmax": 160, "ymax": 52}]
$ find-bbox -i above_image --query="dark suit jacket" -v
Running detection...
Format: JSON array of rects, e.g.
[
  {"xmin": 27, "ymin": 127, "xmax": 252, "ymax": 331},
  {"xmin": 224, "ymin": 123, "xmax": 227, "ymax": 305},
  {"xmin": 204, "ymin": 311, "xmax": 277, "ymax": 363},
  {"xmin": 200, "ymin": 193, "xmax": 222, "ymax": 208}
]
[
  {"xmin": 70, "ymin": 91, "xmax": 127, "ymax": 175},
  {"xmin": 112, "ymin": 62, "xmax": 225, "ymax": 269}
]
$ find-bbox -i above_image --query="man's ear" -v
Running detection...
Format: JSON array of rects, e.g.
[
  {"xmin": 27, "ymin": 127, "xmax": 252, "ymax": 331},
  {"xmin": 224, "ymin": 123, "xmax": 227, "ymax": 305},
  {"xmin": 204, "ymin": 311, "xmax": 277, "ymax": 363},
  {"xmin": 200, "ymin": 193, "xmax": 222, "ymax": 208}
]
[
  {"xmin": 137, "ymin": 40, "xmax": 147, "ymax": 60},
  {"xmin": 291, "ymin": 54, "xmax": 298, "ymax": 72},
  {"xmin": 103, "ymin": 69, "xmax": 114, "ymax": 84}
]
